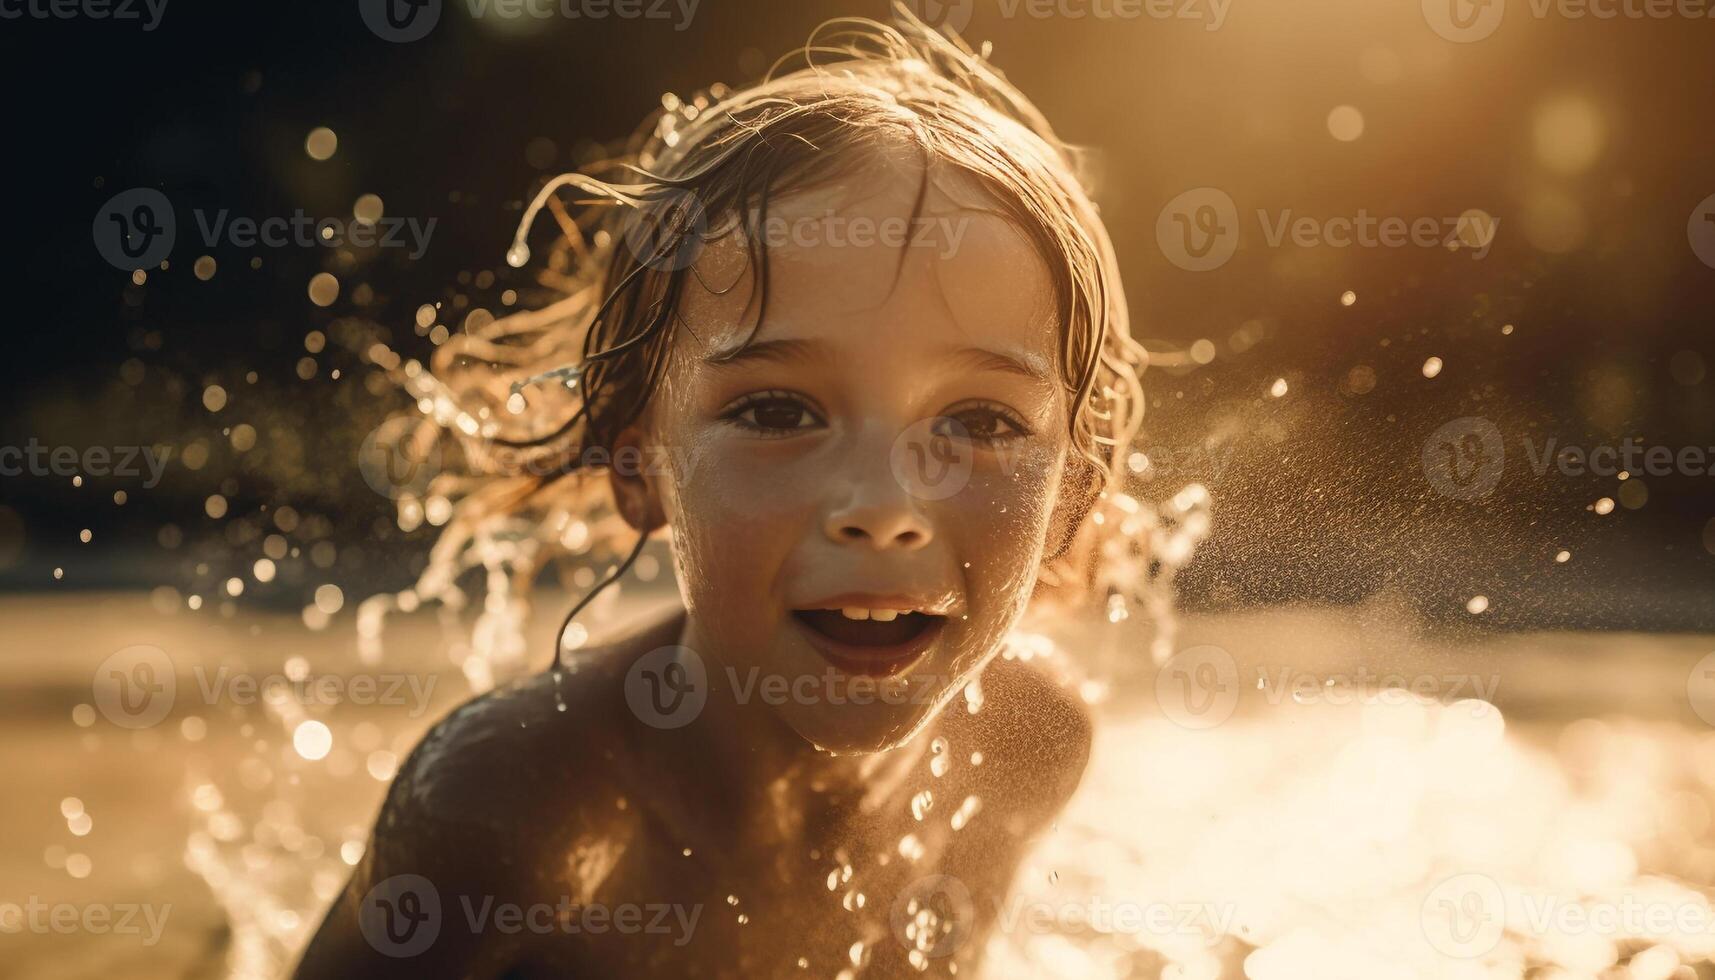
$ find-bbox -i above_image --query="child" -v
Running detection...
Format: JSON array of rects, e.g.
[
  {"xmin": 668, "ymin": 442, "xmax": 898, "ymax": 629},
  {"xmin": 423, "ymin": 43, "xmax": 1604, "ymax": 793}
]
[{"xmin": 298, "ymin": 9, "xmax": 1148, "ymax": 977}]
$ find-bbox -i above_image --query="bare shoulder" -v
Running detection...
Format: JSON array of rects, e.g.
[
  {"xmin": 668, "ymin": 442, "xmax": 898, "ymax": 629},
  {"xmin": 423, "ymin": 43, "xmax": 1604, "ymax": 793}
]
[
  {"xmin": 369, "ymin": 605, "xmax": 686, "ymax": 862},
  {"xmin": 295, "ymin": 609, "xmax": 689, "ymax": 977}
]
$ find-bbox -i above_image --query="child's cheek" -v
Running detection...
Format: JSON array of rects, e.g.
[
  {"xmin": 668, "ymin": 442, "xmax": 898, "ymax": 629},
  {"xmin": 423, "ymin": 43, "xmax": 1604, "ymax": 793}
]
[
  {"xmin": 659, "ymin": 431, "xmax": 812, "ymax": 618},
  {"xmin": 947, "ymin": 441, "xmax": 1066, "ymax": 644}
]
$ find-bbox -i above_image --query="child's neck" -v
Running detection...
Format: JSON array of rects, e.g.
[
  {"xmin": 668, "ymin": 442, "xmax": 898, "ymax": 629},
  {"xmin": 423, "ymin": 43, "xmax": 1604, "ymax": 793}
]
[{"xmin": 673, "ymin": 613, "xmax": 935, "ymax": 848}]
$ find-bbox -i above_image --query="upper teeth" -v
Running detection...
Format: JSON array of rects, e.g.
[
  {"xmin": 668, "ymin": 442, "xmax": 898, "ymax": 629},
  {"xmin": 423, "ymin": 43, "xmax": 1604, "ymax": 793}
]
[{"xmin": 841, "ymin": 608, "xmax": 900, "ymax": 622}]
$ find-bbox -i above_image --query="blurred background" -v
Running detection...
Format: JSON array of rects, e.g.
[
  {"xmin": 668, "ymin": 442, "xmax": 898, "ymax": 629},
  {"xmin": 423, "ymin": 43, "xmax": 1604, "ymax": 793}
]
[{"xmin": 1, "ymin": 0, "xmax": 1713, "ymax": 977}]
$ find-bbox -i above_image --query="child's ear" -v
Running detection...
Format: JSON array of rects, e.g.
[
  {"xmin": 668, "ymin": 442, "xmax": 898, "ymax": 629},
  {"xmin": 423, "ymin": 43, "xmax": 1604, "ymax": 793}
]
[{"xmin": 606, "ymin": 427, "xmax": 668, "ymax": 533}]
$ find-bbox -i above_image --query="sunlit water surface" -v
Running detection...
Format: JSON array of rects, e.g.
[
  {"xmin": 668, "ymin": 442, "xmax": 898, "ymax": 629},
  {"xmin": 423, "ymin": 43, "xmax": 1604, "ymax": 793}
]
[{"xmin": 5, "ymin": 594, "xmax": 1713, "ymax": 979}]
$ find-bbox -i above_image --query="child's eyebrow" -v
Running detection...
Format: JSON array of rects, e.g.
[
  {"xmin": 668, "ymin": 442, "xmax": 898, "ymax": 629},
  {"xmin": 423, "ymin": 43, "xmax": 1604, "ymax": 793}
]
[
  {"xmin": 948, "ymin": 346, "xmax": 1055, "ymax": 388},
  {"xmin": 702, "ymin": 337, "xmax": 824, "ymax": 369},
  {"xmin": 703, "ymin": 337, "xmax": 1054, "ymax": 389}
]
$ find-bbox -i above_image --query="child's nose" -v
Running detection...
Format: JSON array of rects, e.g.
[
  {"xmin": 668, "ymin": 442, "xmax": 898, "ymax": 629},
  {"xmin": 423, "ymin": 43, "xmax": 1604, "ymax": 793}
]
[{"xmin": 823, "ymin": 498, "xmax": 933, "ymax": 551}]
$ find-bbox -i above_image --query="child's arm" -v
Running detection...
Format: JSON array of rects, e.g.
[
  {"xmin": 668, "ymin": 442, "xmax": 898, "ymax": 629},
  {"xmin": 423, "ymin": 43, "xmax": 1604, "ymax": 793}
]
[
  {"xmin": 292, "ymin": 703, "xmax": 511, "ymax": 977},
  {"xmin": 293, "ymin": 680, "xmax": 598, "ymax": 978}
]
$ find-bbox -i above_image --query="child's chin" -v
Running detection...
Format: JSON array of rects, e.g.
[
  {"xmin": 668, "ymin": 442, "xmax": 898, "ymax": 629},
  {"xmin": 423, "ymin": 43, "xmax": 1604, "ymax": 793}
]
[{"xmin": 779, "ymin": 704, "xmax": 937, "ymax": 756}]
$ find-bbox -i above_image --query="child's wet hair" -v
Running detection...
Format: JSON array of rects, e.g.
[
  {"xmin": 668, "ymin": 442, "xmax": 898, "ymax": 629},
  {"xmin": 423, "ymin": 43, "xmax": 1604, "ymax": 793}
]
[{"xmin": 400, "ymin": 7, "xmax": 1155, "ymax": 651}]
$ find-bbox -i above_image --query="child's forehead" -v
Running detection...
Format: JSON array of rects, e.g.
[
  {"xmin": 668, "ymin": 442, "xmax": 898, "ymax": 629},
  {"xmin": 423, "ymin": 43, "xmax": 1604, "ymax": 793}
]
[{"xmin": 675, "ymin": 170, "xmax": 1060, "ymax": 367}]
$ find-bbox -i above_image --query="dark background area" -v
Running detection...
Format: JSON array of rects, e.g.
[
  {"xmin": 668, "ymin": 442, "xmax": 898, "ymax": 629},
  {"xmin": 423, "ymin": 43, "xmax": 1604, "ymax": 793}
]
[{"xmin": 0, "ymin": 0, "xmax": 1710, "ymax": 631}]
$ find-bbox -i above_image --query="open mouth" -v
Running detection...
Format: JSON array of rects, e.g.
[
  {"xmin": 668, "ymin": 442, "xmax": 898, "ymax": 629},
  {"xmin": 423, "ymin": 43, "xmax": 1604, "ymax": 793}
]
[{"xmin": 790, "ymin": 608, "xmax": 946, "ymax": 676}]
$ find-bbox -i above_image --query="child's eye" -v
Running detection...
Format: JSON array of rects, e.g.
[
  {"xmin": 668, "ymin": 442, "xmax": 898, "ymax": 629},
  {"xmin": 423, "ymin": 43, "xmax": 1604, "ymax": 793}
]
[
  {"xmin": 721, "ymin": 391, "xmax": 825, "ymax": 436},
  {"xmin": 933, "ymin": 401, "xmax": 1032, "ymax": 444}
]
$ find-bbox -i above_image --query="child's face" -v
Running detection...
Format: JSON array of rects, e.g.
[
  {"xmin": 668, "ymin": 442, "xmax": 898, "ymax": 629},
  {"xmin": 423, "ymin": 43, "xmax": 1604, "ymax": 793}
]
[{"xmin": 638, "ymin": 158, "xmax": 1073, "ymax": 753}]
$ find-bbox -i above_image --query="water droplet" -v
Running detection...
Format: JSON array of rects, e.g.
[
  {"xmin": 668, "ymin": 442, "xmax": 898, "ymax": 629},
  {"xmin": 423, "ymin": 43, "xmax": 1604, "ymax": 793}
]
[
  {"xmin": 910, "ymin": 790, "xmax": 934, "ymax": 820},
  {"xmin": 950, "ymin": 795, "xmax": 982, "ymax": 831},
  {"xmin": 963, "ymin": 679, "xmax": 984, "ymax": 715},
  {"xmin": 897, "ymin": 833, "xmax": 925, "ymax": 862}
]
